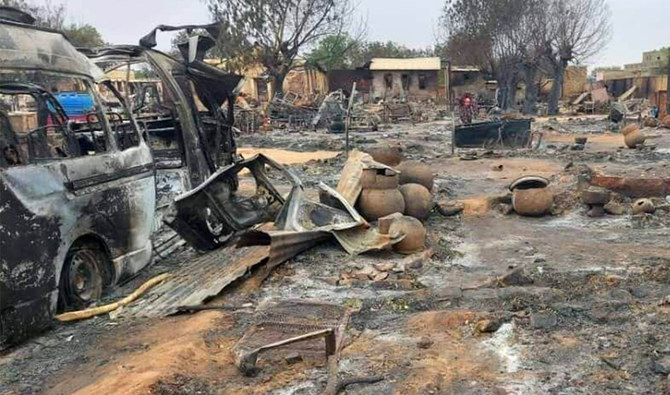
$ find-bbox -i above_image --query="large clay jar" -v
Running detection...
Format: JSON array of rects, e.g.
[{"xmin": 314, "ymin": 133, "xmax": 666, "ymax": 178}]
[
  {"xmin": 388, "ymin": 216, "xmax": 426, "ymax": 254},
  {"xmin": 358, "ymin": 188, "xmax": 405, "ymax": 221},
  {"xmin": 365, "ymin": 144, "xmax": 404, "ymax": 167},
  {"xmin": 398, "ymin": 183, "xmax": 433, "ymax": 220},
  {"xmin": 396, "ymin": 161, "xmax": 434, "ymax": 190},
  {"xmin": 512, "ymin": 188, "xmax": 553, "ymax": 217},
  {"xmin": 624, "ymin": 129, "xmax": 646, "ymax": 148},
  {"xmin": 621, "ymin": 124, "xmax": 639, "ymax": 136}
]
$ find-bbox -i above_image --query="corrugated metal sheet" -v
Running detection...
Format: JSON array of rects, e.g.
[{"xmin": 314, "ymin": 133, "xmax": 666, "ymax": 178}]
[
  {"xmin": 123, "ymin": 246, "xmax": 270, "ymax": 318},
  {"xmin": 369, "ymin": 57, "xmax": 441, "ymax": 71}
]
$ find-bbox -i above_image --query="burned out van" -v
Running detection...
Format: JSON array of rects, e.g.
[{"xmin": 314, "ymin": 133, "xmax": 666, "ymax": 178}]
[
  {"xmin": 0, "ymin": 10, "xmax": 244, "ymax": 348},
  {"xmin": 0, "ymin": 8, "xmax": 158, "ymax": 347}
]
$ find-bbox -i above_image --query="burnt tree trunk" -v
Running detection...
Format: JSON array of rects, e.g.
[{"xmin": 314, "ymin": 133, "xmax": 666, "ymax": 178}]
[
  {"xmin": 547, "ymin": 60, "xmax": 567, "ymax": 115},
  {"xmin": 501, "ymin": 73, "xmax": 518, "ymax": 111},
  {"xmin": 273, "ymin": 71, "xmax": 287, "ymax": 98},
  {"xmin": 523, "ymin": 64, "xmax": 539, "ymax": 115}
]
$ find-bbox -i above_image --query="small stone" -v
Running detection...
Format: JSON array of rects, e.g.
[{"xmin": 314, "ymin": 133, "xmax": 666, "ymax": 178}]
[
  {"xmin": 499, "ymin": 267, "xmax": 534, "ymax": 287},
  {"xmin": 476, "ymin": 318, "xmax": 502, "ymax": 333},
  {"xmin": 437, "ymin": 201, "xmax": 464, "ymax": 217},
  {"xmin": 417, "ymin": 336, "xmax": 434, "ymax": 349},
  {"xmin": 530, "ymin": 312, "xmax": 557, "ymax": 329},
  {"xmin": 491, "ymin": 164, "xmax": 504, "ymax": 171},
  {"xmin": 373, "ymin": 263, "xmax": 395, "ymax": 272},
  {"xmin": 611, "ymin": 288, "xmax": 633, "ymax": 302},
  {"xmin": 652, "ymin": 356, "xmax": 670, "ymax": 375},
  {"xmin": 372, "ymin": 272, "xmax": 389, "ymax": 282},
  {"xmin": 285, "ymin": 353, "xmax": 303, "ymax": 365},
  {"xmin": 604, "ymin": 202, "xmax": 625, "ymax": 216},
  {"xmin": 587, "ymin": 205, "xmax": 605, "ymax": 218},
  {"xmin": 629, "ymin": 287, "xmax": 650, "ymax": 298},
  {"xmin": 497, "ymin": 203, "xmax": 514, "ymax": 215},
  {"xmin": 322, "ymin": 277, "xmax": 340, "ymax": 286}
]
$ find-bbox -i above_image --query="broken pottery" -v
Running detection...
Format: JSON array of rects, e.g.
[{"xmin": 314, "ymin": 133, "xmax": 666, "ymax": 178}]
[
  {"xmin": 631, "ymin": 198, "xmax": 655, "ymax": 215},
  {"xmin": 360, "ymin": 169, "xmax": 400, "ymax": 189},
  {"xmin": 365, "ymin": 144, "xmax": 404, "ymax": 167},
  {"xmin": 386, "ymin": 215, "xmax": 426, "ymax": 255},
  {"xmin": 396, "ymin": 160, "xmax": 434, "ymax": 190},
  {"xmin": 398, "ymin": 183, "xmax": 433, "ymax": 220}
]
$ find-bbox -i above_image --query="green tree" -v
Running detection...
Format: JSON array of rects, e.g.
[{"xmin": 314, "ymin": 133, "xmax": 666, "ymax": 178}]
[
  {"xmin": 306, "ymin": 34, "xmax": 361, "ymax": 70},
  {"xmin": 62, "ymin": 24, "xmax": 105, "ymax": 48}
]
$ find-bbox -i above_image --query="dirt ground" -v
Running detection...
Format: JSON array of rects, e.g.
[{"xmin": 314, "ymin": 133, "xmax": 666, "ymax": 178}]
[{"xmin": 1, "ymin": 116, "xmax": 670, "ymax": 395}]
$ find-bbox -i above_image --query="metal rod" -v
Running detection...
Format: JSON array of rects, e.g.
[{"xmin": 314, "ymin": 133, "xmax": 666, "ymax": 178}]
[{"xmin": 345, "ymin": 82, "xmax": 357, "ymax": 157}]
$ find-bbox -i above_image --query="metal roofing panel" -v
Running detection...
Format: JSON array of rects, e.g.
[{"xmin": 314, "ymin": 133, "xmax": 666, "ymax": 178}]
[{"xmin": 369, "ymin": 57, "xmax": 441, "ymax": 71}]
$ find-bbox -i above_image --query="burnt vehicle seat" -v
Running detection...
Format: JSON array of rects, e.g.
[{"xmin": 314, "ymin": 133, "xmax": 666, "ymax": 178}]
[{"xmin": 0, "ymin": 110, "xmax": 25, "ymax": 166}]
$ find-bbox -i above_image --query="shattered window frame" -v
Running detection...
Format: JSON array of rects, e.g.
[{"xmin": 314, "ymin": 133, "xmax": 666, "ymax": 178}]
[{"xmin": 0, "ymin": 70, "xmax": 126, "ymax": 166}]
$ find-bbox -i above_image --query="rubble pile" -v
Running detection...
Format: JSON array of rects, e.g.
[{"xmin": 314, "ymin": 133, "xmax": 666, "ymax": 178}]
[{"xmin": 2, "ymin": 4, "xmax": 670, "ymax": 395}]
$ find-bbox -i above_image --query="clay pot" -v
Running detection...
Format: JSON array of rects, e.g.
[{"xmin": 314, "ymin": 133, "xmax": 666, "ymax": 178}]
[
  {"xmin": 621, "ymin": 124, "xmax": 639, "ymax": 136},
  {"xmin": 360, "ymin": 169, "xmax": 399, "ymax": 189},
  {"xmin": 358, "ymin": 188, "xmax": 405, "ymax": 221},
  {"xmin": 398, "ymin": 183, "xmax": 433, "ymax": 220},
  {"xmin": 662, "ymin": 115, "xmax": 670, "ymax": 127},
  {"xmin": 365, "ymin": 144, "xmax": 404, "ymax": 167},
  {"xmin": 388, "ymin": 216, "xmax": 426, "ymax": 254},
  {"xmin": 631, "ymin": 198, "xmax": 655, "ymax": 215},
  {"xmin": 396, "ymin": 161, "xmax": 434, "ymax": 190},
  {"xmin": 512, "ymin": 188, "xmax": 553, "ymax": 217},
  {"xmin": 624, "ymin": 129, "xmax": 646, "ymax": 148}
]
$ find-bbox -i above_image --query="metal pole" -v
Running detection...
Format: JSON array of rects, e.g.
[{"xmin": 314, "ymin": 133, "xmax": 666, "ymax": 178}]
[
  {"xmin": 125, "ymin": 61, "xmax": 132, "ymax": 108},
  {"xmin": 345, "ymin": 82, "xmax": 357, "ymax": 157}
]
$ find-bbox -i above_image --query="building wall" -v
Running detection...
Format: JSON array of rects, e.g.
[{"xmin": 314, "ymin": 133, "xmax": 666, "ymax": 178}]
[
  {"xmin": 625, "ymin": 49, "xmax": 669, "ymax": 72},
  {"xmin": 328, "ymin": 69, "xmax": 373, "ymax": 97},
  {"xmin": 205, "ymin": 60, "xmax": 327, "ymax": 103},
  {"xmin": 605, "ymin": 75, "xmax": 668, "ymax": 111},
  {"xmin": 284, "ymin": 67, "xmax": 328, "ymax": 98},
  {"xmin": 563, "ymin": 66, "xmax": 588, "ymax": 98},
  {"xmin": 370, "ymin": 70, "xmax": 439, "ymax": 101}
]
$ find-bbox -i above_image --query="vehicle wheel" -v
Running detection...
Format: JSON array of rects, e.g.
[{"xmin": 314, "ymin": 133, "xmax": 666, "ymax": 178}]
[{"xmin": 58, "ymin": 246, "xmax": 107, "ymax": 311}]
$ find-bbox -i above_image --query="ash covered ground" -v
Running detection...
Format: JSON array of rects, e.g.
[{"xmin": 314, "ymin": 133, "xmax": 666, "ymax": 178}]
[{"xmin": 2, "ymin": 117, "xmax": 670, "ymax": 395}]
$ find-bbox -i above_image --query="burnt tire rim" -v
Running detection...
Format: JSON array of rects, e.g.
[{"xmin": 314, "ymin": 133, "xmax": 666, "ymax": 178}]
[{"xmin": 66, "ymin": 249, "xmax": 103, "ymax": 306}]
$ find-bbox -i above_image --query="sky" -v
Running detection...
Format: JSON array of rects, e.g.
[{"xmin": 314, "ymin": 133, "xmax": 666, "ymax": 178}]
[{"xmin": 61, "ymin": 0, "xmax": 670, "ymax": 69}]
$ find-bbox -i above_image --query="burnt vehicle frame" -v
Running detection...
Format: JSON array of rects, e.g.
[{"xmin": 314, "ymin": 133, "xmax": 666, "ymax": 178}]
[
  {"xmin": 0, "ymin": 14, "xmax": 243, "ymax": 347},
  {"xmin": 0, "ymin": 8, "xmax": 158, "ymax": 347},
  {"xmin": 82, "ymin": 25, "xmax": 244, "ymax": 218}
]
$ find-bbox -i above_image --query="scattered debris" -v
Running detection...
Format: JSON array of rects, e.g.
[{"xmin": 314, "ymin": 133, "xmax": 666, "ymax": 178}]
[{"xmin": 632, "ymin": 198, "xmax": 655, "ymax": 215}]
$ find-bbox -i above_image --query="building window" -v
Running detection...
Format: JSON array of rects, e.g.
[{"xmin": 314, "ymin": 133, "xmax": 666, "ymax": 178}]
[
  {"xmin": 384, "ymin": 73, "xmax": 393, "ymax": 89},
  {"xmin": 418, "ymin": 74, "xmax": 427, "ymax": 90}
]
